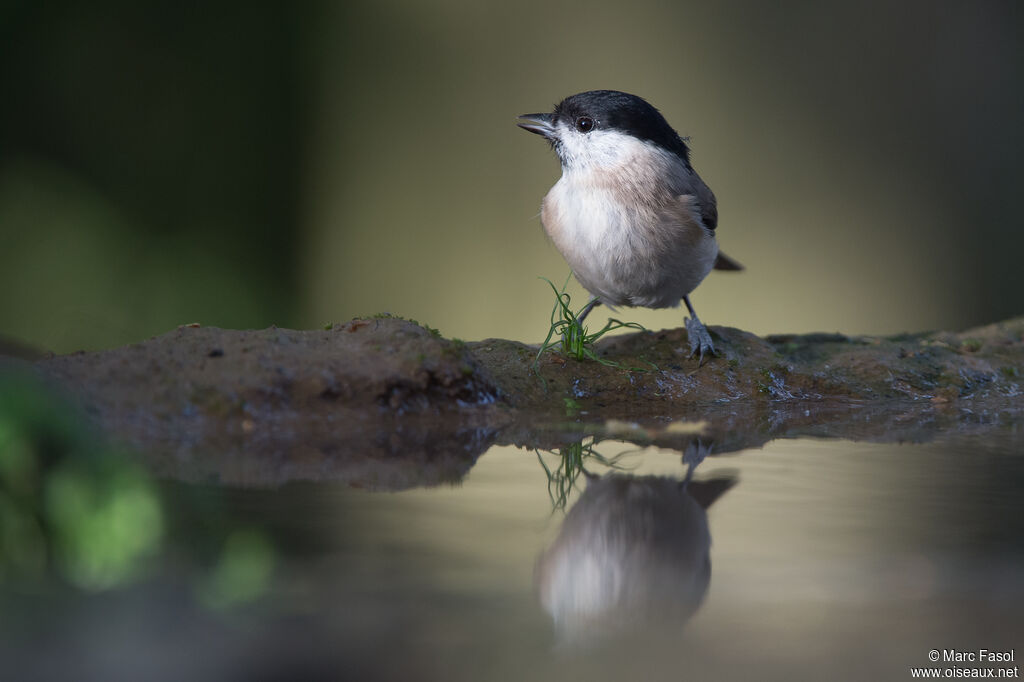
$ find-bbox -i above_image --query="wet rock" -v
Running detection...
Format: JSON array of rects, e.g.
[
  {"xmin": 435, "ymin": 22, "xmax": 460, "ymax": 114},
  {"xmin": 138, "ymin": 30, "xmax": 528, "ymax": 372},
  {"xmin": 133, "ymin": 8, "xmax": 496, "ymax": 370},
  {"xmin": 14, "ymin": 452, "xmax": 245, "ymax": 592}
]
[
  {"xmin": 7, "ymin": 315, "xmax": 1022, "ymax": 489},
  {"xmin": 37, "ymin": 316, "xmax": 500, "ymax": 418},
  {"xmin": 473, "ymin": 317, "xmax": 1024, "ymax": 411}
]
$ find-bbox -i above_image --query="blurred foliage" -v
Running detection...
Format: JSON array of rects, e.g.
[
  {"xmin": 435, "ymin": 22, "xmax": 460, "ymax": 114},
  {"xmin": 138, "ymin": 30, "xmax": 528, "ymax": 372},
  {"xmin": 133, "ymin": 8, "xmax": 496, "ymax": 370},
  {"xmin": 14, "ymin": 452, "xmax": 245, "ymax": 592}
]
[
  {"xmin": 0, "ymin": 369, "xmax": 277, "ymax": 604},
  {"xmin": 197, "ymin": 528, "xmax": 276, "ymax": 610},
  {"xmin": 0, "ymin": 369, "xmax": 162, "ymax": 588}
]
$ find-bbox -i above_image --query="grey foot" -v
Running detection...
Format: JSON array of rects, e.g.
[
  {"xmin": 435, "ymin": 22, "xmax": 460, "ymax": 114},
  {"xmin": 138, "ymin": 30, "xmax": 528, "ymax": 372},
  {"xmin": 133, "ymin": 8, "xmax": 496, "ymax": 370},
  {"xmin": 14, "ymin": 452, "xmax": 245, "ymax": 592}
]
[{"xmin": 685, "ymin": 316, "xmax": 716, "ymax": 365}]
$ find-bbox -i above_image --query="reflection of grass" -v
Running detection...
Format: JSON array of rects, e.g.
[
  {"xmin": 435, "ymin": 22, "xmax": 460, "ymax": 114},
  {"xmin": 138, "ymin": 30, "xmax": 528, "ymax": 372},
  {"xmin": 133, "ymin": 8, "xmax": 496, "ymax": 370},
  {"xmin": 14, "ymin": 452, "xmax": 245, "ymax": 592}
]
[
  {"xmin": 534, "ymin": 275, "xmax": 650, "ymax": 370},
  {"xmin": 535, "ymin": 438, "xmax": 632, "ymax": 511}
]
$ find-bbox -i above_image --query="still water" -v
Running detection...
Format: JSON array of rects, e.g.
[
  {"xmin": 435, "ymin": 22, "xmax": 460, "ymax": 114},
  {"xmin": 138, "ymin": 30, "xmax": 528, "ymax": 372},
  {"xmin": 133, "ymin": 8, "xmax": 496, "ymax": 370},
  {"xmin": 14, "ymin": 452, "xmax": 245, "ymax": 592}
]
[{"xmin": 4, "ymin": 432, "xmax": 1023, "ymax": 682}]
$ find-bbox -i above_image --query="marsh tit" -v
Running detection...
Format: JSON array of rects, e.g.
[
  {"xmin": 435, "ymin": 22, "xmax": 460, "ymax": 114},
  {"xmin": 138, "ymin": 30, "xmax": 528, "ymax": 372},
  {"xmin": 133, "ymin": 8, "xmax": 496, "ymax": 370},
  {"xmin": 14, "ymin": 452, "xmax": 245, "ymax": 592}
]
[{"xmin": 518, "ymin": 90, "xmax": 742, "ymax": 363}]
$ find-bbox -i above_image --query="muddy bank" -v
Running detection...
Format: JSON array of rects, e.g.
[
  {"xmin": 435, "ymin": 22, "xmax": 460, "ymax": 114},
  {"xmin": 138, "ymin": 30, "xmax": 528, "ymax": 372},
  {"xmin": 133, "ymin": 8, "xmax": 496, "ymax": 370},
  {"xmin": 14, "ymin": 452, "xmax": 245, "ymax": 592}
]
[{"xmin": 11, "ymin": 315, "xmax": 1024, "ymax": 488}]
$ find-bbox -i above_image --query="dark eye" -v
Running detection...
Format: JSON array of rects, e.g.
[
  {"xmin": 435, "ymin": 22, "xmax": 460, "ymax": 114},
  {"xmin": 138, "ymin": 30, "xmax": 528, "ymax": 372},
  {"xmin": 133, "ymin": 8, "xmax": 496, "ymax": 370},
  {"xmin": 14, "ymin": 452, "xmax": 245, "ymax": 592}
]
[{"xmin": 575, "ymin": 116, "xmax": 595, "ymax": 133}]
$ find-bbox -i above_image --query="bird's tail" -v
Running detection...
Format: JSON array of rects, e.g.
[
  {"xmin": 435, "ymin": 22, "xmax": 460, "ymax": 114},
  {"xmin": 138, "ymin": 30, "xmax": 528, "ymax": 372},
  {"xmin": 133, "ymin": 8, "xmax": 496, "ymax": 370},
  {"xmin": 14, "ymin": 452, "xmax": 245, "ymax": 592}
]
[{"xmin": 713, "ymin": 251, "xmax": 744, "ymax": 271}]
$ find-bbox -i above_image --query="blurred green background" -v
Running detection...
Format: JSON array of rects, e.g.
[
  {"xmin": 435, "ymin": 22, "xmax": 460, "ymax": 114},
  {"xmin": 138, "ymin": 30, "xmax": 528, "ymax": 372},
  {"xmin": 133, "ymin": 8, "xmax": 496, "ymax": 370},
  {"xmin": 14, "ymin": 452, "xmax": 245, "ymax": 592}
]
[{"xmin": 1, "ymin": 0, "xmax": 1021, "ymax": 354}]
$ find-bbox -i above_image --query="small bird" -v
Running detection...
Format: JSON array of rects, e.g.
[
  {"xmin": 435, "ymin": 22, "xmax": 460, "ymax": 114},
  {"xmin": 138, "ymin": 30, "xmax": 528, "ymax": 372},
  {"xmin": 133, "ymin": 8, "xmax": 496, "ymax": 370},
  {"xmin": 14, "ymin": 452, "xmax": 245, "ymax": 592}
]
[{"xmin": 518, "ymin": 90, "xmax": 742, "ymax": 363}]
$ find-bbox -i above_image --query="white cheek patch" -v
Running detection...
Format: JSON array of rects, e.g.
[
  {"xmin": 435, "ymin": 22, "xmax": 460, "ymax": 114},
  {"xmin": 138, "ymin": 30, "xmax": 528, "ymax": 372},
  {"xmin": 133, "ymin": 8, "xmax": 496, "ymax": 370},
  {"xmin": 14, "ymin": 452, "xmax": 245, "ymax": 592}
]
[{"xmin": 556, "ymin": 125, "xmax": 654, "ymax": 171}]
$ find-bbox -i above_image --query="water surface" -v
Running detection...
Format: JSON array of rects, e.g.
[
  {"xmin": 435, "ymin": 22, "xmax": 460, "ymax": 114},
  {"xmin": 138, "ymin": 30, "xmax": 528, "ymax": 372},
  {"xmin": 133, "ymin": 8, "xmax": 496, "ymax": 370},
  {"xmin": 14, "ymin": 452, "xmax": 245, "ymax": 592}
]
[{"xmin": 4, "ymin": 431, "xmax": 1022, "ymax": 681}]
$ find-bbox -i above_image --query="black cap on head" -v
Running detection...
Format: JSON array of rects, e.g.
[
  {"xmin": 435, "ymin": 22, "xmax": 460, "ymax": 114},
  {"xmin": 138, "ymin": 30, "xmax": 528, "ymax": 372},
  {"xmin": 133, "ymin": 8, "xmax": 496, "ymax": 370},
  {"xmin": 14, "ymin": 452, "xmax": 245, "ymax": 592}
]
[{"xmin": 554, "ymin": 90, "xmax": 691, "ymax": 163}]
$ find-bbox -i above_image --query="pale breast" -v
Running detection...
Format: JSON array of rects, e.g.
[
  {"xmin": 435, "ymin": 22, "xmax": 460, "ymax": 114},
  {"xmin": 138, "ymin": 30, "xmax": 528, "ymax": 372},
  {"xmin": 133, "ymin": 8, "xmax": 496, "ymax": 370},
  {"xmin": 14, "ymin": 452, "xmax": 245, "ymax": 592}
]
[{"xmin": 540, "ymin": 151, "xmax": 718, "ymax": 308}]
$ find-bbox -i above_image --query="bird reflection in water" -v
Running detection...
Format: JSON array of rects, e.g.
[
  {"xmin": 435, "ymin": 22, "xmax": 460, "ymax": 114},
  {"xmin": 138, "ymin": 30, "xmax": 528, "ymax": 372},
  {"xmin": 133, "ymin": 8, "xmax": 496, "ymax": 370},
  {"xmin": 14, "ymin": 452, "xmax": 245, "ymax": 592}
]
[{"xmin": 535, "ymin": 440, "xmax": 735, "ymax": 647}]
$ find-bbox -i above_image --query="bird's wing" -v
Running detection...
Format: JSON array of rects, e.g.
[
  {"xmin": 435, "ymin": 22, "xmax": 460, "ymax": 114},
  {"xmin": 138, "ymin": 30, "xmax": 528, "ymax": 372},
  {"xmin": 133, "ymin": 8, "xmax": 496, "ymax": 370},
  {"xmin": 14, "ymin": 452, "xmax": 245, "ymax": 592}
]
[
  {"xmin": 659, "ymin": 194, "xmax": 709, "ymax": 249},
  {"xmin": 676, "ymin": 173, "xmax": 743, "ymax": 270},
  {"xmin": 663, "ymin": 192, "xmax": 742, "ymax": 271},
  {"xmin": 689, "ymin": 174, "xmax": 718, "ymax": 231}
]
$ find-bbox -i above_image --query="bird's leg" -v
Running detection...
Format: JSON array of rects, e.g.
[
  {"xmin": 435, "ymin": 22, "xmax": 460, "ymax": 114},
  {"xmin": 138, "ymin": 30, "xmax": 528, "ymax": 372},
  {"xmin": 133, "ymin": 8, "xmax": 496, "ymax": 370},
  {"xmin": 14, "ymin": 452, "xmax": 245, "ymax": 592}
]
[
  {"xmin": 681, "ymin": 438, "xmax": 711, "ymax": 487},
  {"xmin": 563, "ymin": 296, "xmax": 601, "ymax": 348},
  {"xmin": 576, "ymin": 297, "xmax": 601, "ymax": 327},
  {"xmin": 683, "ymin": 295, "xmax": 716, "ymax": 365}
]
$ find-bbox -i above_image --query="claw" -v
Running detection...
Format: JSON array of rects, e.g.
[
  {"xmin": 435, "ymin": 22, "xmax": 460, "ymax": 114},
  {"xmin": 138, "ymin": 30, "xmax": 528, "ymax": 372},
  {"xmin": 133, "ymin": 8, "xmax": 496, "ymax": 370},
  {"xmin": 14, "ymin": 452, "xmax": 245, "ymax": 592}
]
[{"xmin": 685, "ymin": 316, "xmax": 716, "ymax": 366}]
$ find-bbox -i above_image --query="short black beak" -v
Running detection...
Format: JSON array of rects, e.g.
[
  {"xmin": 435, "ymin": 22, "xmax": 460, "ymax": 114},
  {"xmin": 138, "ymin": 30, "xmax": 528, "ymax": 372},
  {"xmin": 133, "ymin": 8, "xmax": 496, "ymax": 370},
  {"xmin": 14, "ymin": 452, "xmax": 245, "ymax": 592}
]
[{"xmin": 517, "ymin": 113, "xmax": 555, "ymax": 139}]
